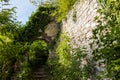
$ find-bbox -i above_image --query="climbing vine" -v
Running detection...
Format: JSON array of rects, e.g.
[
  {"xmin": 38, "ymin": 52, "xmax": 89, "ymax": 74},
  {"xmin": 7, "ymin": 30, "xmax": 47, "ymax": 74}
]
[
  {"xmin": 0, "ymin": 2, "xmax": 52, "ymax": 79},
  {"xmin": 50, "ymin": 33, "xmax": 94, "ymax": 80},
  {"xmin": 92, "ymin": 0, "xmax": 120, "ymax": 79},
  {"xmin": 14, "ymin": 5, "xmax": 55, "ymax": 42},
  {"xmin": 51, "ymin": 0, "xmax": 78, "ymax": 22}
]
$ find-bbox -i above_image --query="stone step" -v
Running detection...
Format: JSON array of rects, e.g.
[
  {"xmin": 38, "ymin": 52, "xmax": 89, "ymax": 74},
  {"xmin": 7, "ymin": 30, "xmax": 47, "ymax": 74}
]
[
  {"xmin": 33, "ymin": 71, "xmax": 46, "ymax": 75},
  {"xmin": 32, "ymin": 74, "xmax": 48, "ymax": 78},
  {"xmin": 32, "ymin": 74, "xmax": 49, "ymax": 80},
  {"xmin": 11, "ymin": 73, "xmax": 17, "ymax": 80},
  {"xmin": 11, "ymin": 64, "xmax": 50, "ymax": 80},
  {"xmin": 32, "ymin": 66, "xmax": 49, "ymax": 80},
  {"xmin": 34, "ymin": 68, "xmax": 45, "ymax": 71},
  {"xmin": 32, "ymin": 78, "xmax": 49, "ymax": 80}
]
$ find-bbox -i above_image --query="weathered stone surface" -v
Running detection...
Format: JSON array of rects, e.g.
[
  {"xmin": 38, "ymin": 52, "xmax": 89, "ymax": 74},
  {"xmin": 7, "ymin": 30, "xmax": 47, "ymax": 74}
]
[
  {"xmin": 62, "ymin": 0, "xmax": 98, "ymax": 53},
  {"xmin": 61, "ymin": 0, "xmax": 99, "ymax": 79},
  {"xmin": 45, "ymin": 21, "xmax": 59, "ymax": 38}
]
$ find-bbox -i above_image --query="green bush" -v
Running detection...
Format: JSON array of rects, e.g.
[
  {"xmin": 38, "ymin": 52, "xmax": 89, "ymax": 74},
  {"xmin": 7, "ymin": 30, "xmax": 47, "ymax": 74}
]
[
  {"xmin": 50, "ymin": 33, "xmax": 92, "ymax": 80},
  {"xmin": 92, "ymin": 0, "xmax": 120, "ymax": 79},
  {"xmin": 29, "ymin": 40, "xmax": 48, "ymax": 66},
  {"xmin": 52, "ymin": 0, "xmax": 78, "ymax": 22},
  {"xmin": 15, "ymin": 6, "xmax": 55, "ymax": 42},
  {"xmin": 0, "ymin": 42, "xmax": 26, "ymax": 79},
  {"xmin": 0, "ymin": 1, "xmax": 51, "ymax": 80},
  {"xmin": 18, "ymin": 61, "xmax": 31, "ymax": 80}
]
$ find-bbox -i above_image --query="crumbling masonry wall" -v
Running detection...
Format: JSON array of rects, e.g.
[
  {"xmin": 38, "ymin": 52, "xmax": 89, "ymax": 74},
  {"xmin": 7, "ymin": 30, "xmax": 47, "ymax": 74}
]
[{"xmin": 61, "ymin": 0, "xmax": 98, "ymax": 56}]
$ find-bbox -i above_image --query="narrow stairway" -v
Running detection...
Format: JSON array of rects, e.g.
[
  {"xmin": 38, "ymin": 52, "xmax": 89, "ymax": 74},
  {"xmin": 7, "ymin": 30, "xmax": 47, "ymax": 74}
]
[
  {"xmin": 30, "ymin": 47, "xmax": 50, "ymax": 80},
  {"xmin": 31, "ymin": 65, "xmax": 50, "ymax": 80}
]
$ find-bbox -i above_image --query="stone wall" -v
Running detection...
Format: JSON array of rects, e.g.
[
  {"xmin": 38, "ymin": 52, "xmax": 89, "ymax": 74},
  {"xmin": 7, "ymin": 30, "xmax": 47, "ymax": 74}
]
[
  {"xmin": 51, "ymin": 0, "xmax": 110, "ymax": 79},
  {"xmin": 61, "ymin": 0, "xmax": 98, "ymax": 56},
  {"xmin": 45, "ymin": 21, "xmax": 59, "ymax": 38},
  {"xmin": 60, "ymin": 1, "xmax": 105, "ymax": 79}
]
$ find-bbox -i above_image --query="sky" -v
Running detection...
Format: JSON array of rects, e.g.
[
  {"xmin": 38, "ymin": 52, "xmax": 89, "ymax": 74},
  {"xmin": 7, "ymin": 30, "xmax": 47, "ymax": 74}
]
[{"xmin": 9, "ymin": 0, "xmax": 37, "ymax": 24}]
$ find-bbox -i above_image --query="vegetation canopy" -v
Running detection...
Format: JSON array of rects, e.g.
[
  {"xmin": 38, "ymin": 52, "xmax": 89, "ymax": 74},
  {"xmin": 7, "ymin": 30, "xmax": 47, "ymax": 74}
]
[{"xmin": 0, "ymin": 0, "xmax": 120, "ymax": 80}]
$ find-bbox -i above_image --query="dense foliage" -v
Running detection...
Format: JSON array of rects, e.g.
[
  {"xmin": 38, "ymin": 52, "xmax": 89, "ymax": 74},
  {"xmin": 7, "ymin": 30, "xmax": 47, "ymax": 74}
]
[
  {"xmin": 50, "ymin": 0, "xmax": 78, "ymax": 22},
  {"xmin": 0, "ymin": 1, "xmax": 50, "ymax": 79},
  {"xmin": 1, "ymin": 0, "xmax": 120, "ymax": 80},
  {"xmin": 14, "ymin": 5, "xmax": 55, "ymax": 42},
  {"xmin": 50, "ymin": 33, "xmax": 95, "ymax": 80},
  {"xmin": 30, "ymin": 0, "xmax": 78, "ymax": 22},
  {"xmin": 50, "ymin": 0, "xmax": 120, "ymax": 80},
  {"xmin": 0, "ymin": 0, "xmax": 79, "ymax": 79},
  {"xmin": 57, "ymin": 0, "xmax": 77, "ymax": 21},
  {"xmin": 92, "ymin": 0, "xmax": 120, "ymax": 79}
]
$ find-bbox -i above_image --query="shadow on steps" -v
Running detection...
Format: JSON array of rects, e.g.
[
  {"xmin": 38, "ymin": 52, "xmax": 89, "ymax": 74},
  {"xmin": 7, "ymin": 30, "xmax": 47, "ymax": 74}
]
[{"xmin": 31, "ymin": 65, "xmax": 50, "ymax": 80}]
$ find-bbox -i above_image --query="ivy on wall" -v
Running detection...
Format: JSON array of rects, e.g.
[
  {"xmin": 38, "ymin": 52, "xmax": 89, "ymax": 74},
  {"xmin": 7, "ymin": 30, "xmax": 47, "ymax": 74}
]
[
  {"xmin": 51, "ymin": 0, "xmax": 78, "ymax": 22},
  {"xmin": 50, "ymin": 33, "xmax": 95, "ymax": 80},
  {"xmin": 92, "ymin": 0, "xmax": 120, "ymax": 79},
  {"xmin": 14, "ymin": 5, "xmax": 55, "ymax": 42}
]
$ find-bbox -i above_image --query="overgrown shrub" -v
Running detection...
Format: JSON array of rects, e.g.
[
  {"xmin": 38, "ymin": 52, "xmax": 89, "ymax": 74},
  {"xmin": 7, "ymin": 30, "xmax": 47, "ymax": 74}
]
[
  {"xmin": 0, "ymin": 1, "xmax": 51, "ymax": 80},
  {"xmin": 52, "ymin": 0, "xmax": 78, "ymax": 22},
  {"xmin": 92, "ymin": 0, "xmax": 120, "ymax": 79},
  {"xmin": 0, "ymin": 42, "xmax": 28, "ymax": 79},
  {"xmin": 50, "ymin": 33, "xmax": 93, "ymax": 80},
  {"xmin": 29, "ymin": 40, "xmax": 48, "ymax": 67},
  {"xmin": 15, "ymin": 6, "xmax": 55, "ymax": 42}
]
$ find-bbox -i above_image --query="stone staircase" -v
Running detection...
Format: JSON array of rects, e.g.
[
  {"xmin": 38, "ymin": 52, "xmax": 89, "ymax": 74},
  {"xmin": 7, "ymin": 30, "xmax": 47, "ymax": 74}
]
[
  {"xmin": 31, "ymin": 66, "xmax": 50, "ymax": 80},
  {"xmin": 11, "ymin": 53, "xmax": 50, "ymax": 80},
  {"xmin": 11, "ymin": 66, "xmax": 50, "ymax": 80}
]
